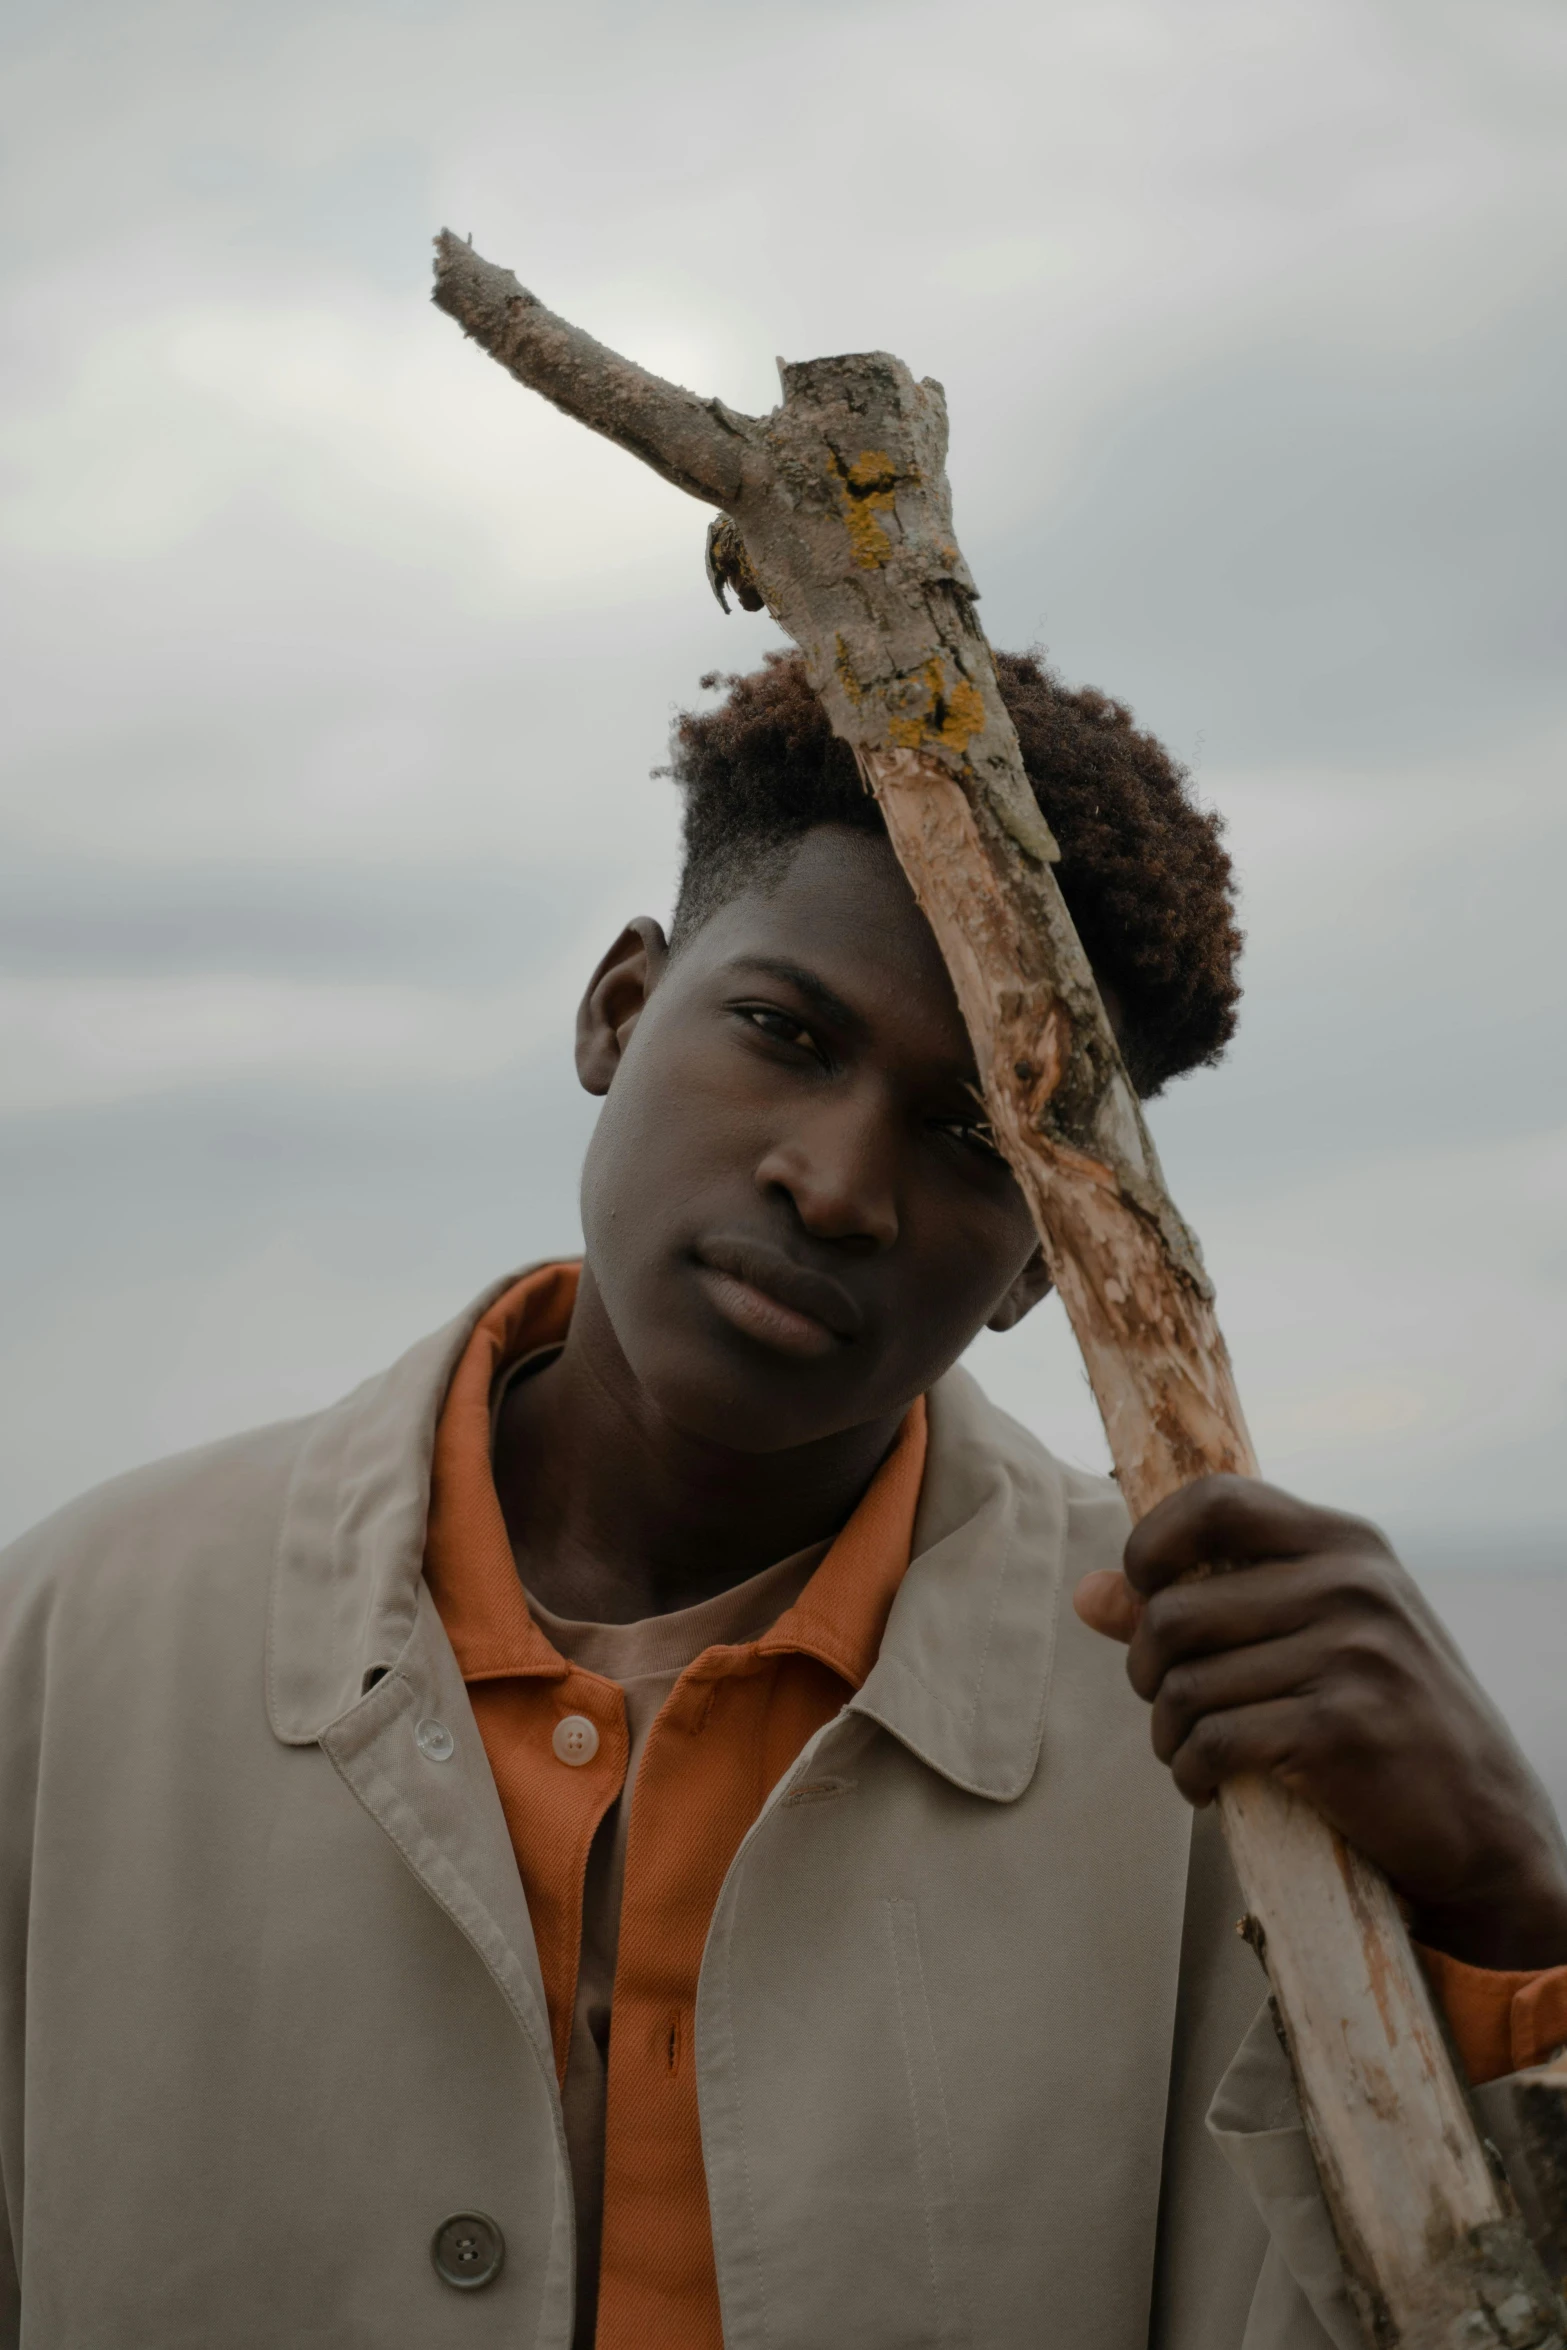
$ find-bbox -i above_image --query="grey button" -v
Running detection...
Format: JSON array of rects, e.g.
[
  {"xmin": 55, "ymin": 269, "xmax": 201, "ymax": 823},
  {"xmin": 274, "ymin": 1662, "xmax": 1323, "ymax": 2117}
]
[
  {"xmin": 552, "ymin": 1713, "xmax": 599, "ymax": 1766},
  {"xmin": 415, "ymin": 1717, "xmax": 455, "ymax": 1762},
  {"xmin": 432, "ymin": 2210, "xmax": 504, "ymax": 2290}
]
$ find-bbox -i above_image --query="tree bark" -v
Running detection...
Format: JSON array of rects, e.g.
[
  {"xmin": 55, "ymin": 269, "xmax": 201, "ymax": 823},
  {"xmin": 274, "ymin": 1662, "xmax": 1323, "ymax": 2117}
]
[{"xmin": 432, "ymin": 229, "xmax": 1566, "ymax": 2347}]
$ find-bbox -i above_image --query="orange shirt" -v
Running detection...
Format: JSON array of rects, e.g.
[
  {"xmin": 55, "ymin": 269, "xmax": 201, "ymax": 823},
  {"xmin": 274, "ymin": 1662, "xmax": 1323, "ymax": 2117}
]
[
  {"xmin": 426, "ymin": 1263, "xmax": 1567, "ymax": 2349},
  {"xmin": 425, "ymin": 1263, "xmax": 926, "ymax": 2350}
]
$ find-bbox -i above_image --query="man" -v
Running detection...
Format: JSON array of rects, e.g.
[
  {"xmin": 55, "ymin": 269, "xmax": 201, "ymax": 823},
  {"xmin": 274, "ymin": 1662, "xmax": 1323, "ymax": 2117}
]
[{"xmin": 1, "ymin": 650, "xmax": 1564, "ymax": 2350}]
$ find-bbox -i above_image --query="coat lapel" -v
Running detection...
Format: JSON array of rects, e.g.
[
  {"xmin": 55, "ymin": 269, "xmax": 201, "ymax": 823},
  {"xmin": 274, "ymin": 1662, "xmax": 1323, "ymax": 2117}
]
[
  {"xmin": 263, "ymin": 1272, "xmax": 566, "ymax": 2252},
  {"xmin": 266, "ymin": 1273, "xmax": 521, "ymax": 1744},
  {"xmin": 851, "ymin": 1365, "xmax": 1073, "ymax": 1802}
]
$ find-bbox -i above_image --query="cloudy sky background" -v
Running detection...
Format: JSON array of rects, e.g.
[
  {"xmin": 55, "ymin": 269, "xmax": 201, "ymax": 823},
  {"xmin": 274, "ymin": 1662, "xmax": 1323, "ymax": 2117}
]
[{"xmin": 3, "ymin": 0, "xmax": 1564, "ymax": 1758}]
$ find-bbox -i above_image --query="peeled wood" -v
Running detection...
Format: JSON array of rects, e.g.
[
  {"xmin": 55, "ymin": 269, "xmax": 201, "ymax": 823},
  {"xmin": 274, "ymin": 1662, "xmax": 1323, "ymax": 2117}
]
[{"xmin": 432, "ymin": 230, "xmax": 1566, "ymax": 2348}]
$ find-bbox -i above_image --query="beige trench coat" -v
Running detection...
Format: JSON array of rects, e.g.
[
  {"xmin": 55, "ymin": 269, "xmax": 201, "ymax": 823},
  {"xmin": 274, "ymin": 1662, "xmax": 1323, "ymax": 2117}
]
[{"xmin": 0, "ymin": 1278, "xmax": 1544, "ymax": 2347}]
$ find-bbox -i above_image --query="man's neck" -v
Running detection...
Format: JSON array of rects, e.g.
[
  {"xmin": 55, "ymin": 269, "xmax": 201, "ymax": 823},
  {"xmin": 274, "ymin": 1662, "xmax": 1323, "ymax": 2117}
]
[{"xmin": 490, "ymin": 1268, "xmax": 905, "ymax": 1624}]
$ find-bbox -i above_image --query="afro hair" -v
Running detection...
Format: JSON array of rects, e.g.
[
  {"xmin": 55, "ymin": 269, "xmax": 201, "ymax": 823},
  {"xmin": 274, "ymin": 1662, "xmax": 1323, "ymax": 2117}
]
[{"xmin": 664, "ymin": 648, "xmax": 1243, "ymax": 1098}]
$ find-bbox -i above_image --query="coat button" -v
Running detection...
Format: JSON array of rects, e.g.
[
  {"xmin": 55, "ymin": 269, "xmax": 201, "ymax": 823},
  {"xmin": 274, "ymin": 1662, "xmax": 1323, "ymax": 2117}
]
[
  {"xmin": 415, "ymin": 1717, "xmax": 455, "ymax": 1762},
  {"xmin": 432, "ymin": 2210, "xmax": 505, "ymax": 2290},
  {"xmin": 552, "ymin": 1713, "xmax": 599, "ymax": 1766}
]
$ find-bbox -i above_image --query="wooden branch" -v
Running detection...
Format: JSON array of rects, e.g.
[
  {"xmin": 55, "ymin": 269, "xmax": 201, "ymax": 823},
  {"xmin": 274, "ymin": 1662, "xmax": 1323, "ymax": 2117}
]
[
  {"xmin": 432, "ymin": 235, "xmax": 744, "ymax": 508},
  {"xmin": 432, "ymin": 229, "xmax": 1567, "ymax": 2348},
  {"xmin": 1517, "ymin": 2056, "xmax": 1567, "ymax": 2290}
]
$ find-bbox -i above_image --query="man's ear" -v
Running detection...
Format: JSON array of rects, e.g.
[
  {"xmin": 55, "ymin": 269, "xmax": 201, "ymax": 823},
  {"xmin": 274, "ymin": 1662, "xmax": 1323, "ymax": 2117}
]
[
  {"xmin": 985, "ymin": 1245, "xmax": 1054, "ymax": 1334},
  {"xmin": 575, "ymin": 918, "xmax": 669, "ymax": 1097}
]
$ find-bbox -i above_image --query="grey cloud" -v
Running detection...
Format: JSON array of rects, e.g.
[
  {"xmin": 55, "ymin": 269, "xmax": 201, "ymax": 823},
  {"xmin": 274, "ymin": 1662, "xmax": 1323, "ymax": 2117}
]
[
  {"xmin": 979, "ymin": 264, "xmax": 1567, "ymax": 767},
  {"xmin": 0, "ymin": 859, "xmax": 584, "ymax": 983},
  {"xmin": 0, "ymin": 1061, "xmax": 595, "ymax": 1539}
]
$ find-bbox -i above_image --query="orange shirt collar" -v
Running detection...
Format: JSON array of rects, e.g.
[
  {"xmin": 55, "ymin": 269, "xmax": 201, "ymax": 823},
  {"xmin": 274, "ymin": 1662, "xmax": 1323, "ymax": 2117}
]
[
  {"xmin": 424, "ymin": 1261, "xmax": 927, "ymax": 1687},
  {"xmin": 424, "ymin": 1260, "xmax": 579, "ymax": 1681},
  {"xmin": 760, "ymin": 1400, "xmax": 925, "ymax": 1687}
]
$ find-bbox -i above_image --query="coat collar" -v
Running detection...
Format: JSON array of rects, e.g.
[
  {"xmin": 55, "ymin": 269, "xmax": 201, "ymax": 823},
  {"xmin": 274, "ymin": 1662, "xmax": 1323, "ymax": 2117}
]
[
  {"xmin": 267, "ymin": 1271, "xmax": 523, "ymax": 1744},
  {"xmin": 269, "ymin": 1279, "xmax": 1077, "ymax": 1808},
  {"xmin": 851, "ymin": 1365, "xmax": 1069, "ymax": 1802}
]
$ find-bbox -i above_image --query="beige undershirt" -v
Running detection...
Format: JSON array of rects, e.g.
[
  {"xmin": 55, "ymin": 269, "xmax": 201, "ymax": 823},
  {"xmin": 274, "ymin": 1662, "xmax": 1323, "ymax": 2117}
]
[{"xmin": 491, "ymin": 1347, "xmax": 831, "ymax": 2342}]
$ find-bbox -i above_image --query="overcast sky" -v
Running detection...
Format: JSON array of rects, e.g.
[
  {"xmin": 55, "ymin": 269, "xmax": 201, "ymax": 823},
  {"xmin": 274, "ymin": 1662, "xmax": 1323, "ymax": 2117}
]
[{"xmin": 2, "ymin": 0, "xmax": 1564, "ymax": 1576}]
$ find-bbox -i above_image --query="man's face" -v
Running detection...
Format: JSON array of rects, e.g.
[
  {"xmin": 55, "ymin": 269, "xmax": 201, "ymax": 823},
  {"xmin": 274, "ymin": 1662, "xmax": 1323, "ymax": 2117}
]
[{"xmin": 575, "ymin": 825, "xmax": 1049, "ymax": 1453}]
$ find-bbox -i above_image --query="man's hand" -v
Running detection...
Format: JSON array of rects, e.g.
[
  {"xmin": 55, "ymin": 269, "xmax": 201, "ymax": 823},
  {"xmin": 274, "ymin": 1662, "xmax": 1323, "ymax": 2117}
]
[{"xmin": 1074, "ymin": 1475, "xmax": 1567, "ymax": 1971}]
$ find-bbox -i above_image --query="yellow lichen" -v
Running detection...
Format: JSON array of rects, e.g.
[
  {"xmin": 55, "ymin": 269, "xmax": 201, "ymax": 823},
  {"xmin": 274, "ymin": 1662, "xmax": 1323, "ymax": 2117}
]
[
  {"xmin": 882, "ymin": 656, "xmax": 987, "ymax": 755},
  {"xmin": 843, "ymin": 496, "xmax": 894, "ymax": 569},
  {"xmin": 936, "ymin": 670, "xmax": 986, "ymax": 750},
  {"xmin": 832, "ymin": 448, "xmax": 899, "ymax": 569},
  {"xmin": 834, "ymin": 635, "xmax": 864, "ymax": 704}
]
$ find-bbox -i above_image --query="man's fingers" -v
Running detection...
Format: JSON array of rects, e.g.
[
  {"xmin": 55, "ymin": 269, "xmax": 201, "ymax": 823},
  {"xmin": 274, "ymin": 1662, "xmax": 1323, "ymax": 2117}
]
[
  {"xmin": 1147, "ymin": 1627, "xmax": 1332, "ymax": 1766},
  {"xmin": 1128, "ymin": 1553, "xmax": 1353, "ymax": 1698},
  {"xmin": 1165, "ymin": 1695, "xmax": 1315, "ymax": 1807},
  {"xmin": 1072, "ymin": 1569, "xmax": 1143, "ymax": 1646},
  {"xmin": 1123, "ymin": 1472, "xmax": 1387, "ymax": 1598},
  {"xmin": 1125, "ymin": 1547, "xmax": 1415, "ymax": 1702}
]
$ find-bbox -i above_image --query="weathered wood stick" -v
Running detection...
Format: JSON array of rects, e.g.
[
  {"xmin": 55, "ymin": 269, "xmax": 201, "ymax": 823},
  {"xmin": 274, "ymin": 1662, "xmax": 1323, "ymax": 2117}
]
[
  {"xmin": 432, "ymin": 230, "xmax": 1565, "ymax": 2348},
  {"xmin": 1517, "ymin": 2056, "xmax": 1567, "ymax": 2290}
]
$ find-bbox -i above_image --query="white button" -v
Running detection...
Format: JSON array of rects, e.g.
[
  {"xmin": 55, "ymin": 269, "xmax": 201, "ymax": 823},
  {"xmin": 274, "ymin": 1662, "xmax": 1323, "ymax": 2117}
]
[
  {"xmin": 552, "ymin": 1714, "xmax": 600, "ymax": 1767},
  {"xmin": 416, "ymin": 1717, "xmax": 455, "ymax": 1762}
]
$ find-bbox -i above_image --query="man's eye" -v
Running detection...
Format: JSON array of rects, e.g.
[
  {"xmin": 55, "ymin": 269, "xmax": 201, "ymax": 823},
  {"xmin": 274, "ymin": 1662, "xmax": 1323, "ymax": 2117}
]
[{"xmin": 738, "ymin": 1006, "xmax": 819, "ymax": 1055}]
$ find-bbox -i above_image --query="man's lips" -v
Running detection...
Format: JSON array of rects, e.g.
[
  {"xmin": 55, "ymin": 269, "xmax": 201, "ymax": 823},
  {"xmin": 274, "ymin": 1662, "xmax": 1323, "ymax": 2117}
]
[{"xmin": 692, "ymin": 1237, "xmax": 864, "ymax": 1360}]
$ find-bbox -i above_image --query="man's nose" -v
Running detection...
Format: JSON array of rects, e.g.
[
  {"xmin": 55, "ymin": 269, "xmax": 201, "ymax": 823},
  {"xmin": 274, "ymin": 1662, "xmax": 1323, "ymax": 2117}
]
[{"xmin": 754, "ymin": 1096, "xmax": 900, "ymax": 1251}]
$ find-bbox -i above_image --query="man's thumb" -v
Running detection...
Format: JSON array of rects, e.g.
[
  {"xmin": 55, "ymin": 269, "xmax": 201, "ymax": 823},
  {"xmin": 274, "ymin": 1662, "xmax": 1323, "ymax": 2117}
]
[{"xmin": 1072, "ymin": 1568, "xmax": 1143, "ymax": 1646}]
